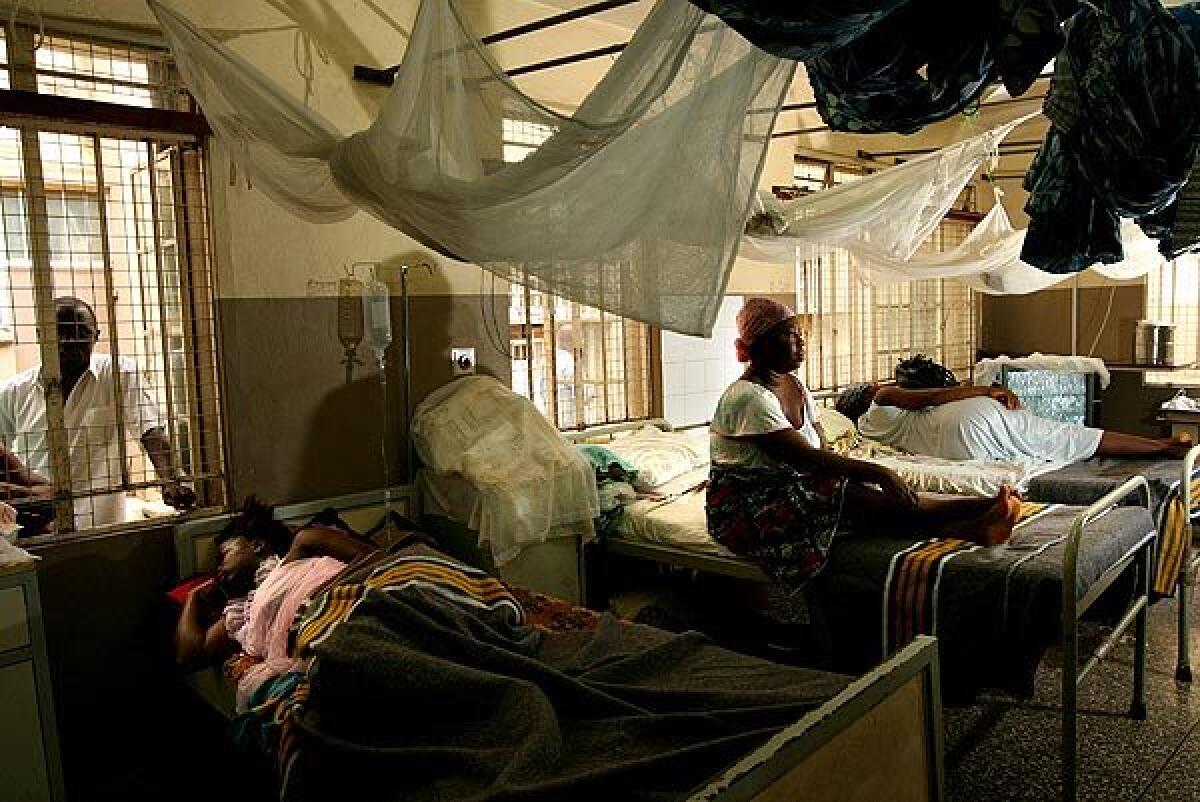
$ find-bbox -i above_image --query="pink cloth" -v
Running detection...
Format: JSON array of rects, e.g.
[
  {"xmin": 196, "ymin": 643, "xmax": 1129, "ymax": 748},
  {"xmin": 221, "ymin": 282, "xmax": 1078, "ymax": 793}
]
[
  {"xmin": 735, "ymin": 298, "xmax": 797, "ymax": 362},
  {"xmin": 235, "ymin": 556, "xmax": 346, "ymax": 711}
]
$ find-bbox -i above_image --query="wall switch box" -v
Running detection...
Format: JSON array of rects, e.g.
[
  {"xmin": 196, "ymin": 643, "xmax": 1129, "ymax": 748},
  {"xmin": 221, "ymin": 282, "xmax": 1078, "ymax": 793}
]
[{"xmin": 451, "ymin": 347, "xmax": 476, "ymax": 375}]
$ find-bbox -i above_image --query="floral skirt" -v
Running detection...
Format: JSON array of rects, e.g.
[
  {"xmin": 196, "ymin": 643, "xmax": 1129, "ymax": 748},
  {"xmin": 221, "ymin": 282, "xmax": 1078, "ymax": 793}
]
[{"xmin": 707, "ymin": 464, "xmax": 848, "ymax": 592}]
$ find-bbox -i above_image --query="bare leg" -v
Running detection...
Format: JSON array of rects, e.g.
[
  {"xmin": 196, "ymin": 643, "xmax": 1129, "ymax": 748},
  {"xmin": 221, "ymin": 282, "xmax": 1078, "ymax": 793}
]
[
  {"xmin": 845, "ymin": 483, "xmax": 1020, "ymax": 546},
  {"xmin": 1095, "ymin": 431, "xmax": 1192, "ymax": 459}
]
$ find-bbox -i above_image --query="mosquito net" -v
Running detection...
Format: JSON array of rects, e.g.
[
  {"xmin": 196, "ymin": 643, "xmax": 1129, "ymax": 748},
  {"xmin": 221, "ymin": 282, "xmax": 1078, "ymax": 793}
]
[
  {"xmin": 149, "ymin": 0, "xmax": 795, "ymax": 336},
  {"xmin": 740, "ymin": 114, "xmax": 1167, "ymax": 294}
]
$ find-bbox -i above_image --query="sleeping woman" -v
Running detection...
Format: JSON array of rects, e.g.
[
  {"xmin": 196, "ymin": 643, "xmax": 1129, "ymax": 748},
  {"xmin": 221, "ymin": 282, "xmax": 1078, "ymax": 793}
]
[
  {"xmin": 174, "ymin": 497, "xmax": 377, "ymax": 707},
  {"xmin": 835, "ymin": 356, "xmax": 1192, "ymax": 464},
  {"xmin": 706, "ymin": 298, "xmax": 1021, "ymax": 592}
]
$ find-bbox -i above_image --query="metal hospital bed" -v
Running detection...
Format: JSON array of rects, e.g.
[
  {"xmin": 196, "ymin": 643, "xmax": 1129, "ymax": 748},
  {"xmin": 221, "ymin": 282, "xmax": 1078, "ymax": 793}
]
[
  {"xmin": 565, "ymin": 418, "xmax": 1156, "ymax": 802},
  {"xmin": 171, "ymin": 485, "xmax": 948, "ymax": 802}
]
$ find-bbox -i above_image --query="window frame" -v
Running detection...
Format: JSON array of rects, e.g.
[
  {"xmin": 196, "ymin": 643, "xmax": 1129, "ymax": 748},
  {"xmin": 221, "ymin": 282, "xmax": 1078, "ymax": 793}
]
[
  {"xmin": 791, "ymin": 155, "xmax": 980, "ymax": 397},
  {"xmin": 0, "ymin": 20, "xmax": 226, "ymax": 541}
]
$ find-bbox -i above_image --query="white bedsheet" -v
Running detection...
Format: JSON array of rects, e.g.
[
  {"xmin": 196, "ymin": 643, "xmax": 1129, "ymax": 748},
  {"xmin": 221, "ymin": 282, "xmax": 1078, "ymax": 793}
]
[
  {"xmin": 616, "ymin": 466, "xmax": 730, "ymax": 555},
  {"xmin": 864, "ymin": 452, "xmax": 1068, "ymax": 497}
]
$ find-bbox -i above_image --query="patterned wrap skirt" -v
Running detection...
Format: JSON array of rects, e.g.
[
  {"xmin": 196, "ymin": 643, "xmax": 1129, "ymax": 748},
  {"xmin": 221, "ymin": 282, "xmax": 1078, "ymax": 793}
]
[{"xmin": 707, "ymin": 463, "xmax": 849, "ymax": 592}]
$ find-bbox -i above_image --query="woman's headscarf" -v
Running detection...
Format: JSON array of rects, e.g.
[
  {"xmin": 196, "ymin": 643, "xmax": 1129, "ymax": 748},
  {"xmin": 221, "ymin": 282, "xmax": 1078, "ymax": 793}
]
[{"xmin": 735, "ymin": 298, "xmax": 798, "ymax": 362}]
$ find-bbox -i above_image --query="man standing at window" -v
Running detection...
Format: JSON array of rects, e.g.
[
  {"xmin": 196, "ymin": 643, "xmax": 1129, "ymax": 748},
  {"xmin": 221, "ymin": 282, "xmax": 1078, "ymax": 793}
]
[{"xmin": 0, "ymin": 296, "xmax": 196, "ymax": 530}]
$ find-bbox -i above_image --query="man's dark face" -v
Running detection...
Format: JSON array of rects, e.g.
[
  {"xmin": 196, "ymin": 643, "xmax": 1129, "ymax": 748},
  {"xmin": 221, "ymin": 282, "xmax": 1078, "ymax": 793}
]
[{"xmin": 56, "ymin": 304, "xmax": 98, "ymax": 379}]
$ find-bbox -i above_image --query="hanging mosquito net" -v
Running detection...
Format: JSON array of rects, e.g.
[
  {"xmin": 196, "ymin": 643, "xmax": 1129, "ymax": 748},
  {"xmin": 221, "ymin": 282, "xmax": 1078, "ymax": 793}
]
[
  {"xmin": 149, "ymin": 0, "xmax": 795, "ymax": 336},
  {"xmin": 740, "ymin": 114, "xmax": 1168, "ymax": 294}
]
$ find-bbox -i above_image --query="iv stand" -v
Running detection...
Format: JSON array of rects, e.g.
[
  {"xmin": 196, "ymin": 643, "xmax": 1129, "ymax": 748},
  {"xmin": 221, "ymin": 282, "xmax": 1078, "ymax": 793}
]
[{"xmin": 399, "ymin": 262, "xmax": 434, "ymax": 493}]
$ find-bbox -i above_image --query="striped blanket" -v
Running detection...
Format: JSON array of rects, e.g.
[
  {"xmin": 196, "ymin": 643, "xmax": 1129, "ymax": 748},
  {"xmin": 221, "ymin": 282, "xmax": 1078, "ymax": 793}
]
[
  {"xmin": 1153, "ymin": 477, "xmax": 1200, "ymax": 596},
  {"xmin": 1026, "ymin": 457, "xmax": 1197, "ymax": 597},
  {"xmin": 262, "ymin": 545, "xmax": 848, "ymax": 802},
  {"xmin": 810, "ymin": 501, "xmax": 1156, "ymax": 700}
]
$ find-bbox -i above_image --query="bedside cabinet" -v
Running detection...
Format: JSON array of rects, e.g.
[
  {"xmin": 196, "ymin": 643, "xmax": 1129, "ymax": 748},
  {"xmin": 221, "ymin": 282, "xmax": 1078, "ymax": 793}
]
[{"xmin": 0, "ymin": 564, "xmax": 65, "ymax": 802}]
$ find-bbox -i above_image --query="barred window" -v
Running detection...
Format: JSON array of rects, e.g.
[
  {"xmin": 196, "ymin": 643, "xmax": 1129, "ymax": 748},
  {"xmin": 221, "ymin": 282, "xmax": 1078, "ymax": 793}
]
[
  {"xmin": 794, "ymin": 158, "xmax": 978, "ymax": 397},
  {"xmin": 1145, "ymin": 255, "xmax": 1200, "ymax": 386},
  {"xmin": 501, "ymin": 118, "xmax": 656, "ymax": 429},
  {"xmin": 0, "ymin": 23, "xmax": 223, "ymax": 537}
]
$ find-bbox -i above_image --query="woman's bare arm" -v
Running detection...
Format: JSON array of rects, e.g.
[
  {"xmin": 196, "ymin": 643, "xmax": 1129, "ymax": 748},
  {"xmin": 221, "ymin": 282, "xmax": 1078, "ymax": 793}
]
[
  {"xmin": 286, "ymin": 525, "xmax": 377, "ymax": 564},
  {"xmin": 749, "ymin": 429, "xmax": 918, "ymax": 508},
  {"xmin": 175, "ymin": 579, "xmax": 234, "ymax": 669},
  {"xmin": 873, "ymin": 385, "xmax": 1019, "ymax": 411}
]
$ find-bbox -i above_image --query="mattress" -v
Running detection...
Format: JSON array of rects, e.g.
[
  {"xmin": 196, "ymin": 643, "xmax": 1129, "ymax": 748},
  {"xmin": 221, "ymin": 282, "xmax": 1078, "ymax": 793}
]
[{"xmin": 615, "ymin": 466, "xmax": 730, "ymax": 555}]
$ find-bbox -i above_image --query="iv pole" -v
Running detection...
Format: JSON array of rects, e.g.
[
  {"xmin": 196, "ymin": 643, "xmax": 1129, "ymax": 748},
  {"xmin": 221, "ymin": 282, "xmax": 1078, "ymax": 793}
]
[{"xmin": 399, "ymin": 262, "xmax": 434, "ymax": 489}]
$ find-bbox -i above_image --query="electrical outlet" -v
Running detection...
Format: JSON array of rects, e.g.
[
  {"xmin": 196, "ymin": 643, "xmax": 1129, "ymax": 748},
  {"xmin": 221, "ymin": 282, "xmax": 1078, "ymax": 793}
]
[{"xmin": 451, "ymin": 347, "xmax": 476, "ymax": 375}]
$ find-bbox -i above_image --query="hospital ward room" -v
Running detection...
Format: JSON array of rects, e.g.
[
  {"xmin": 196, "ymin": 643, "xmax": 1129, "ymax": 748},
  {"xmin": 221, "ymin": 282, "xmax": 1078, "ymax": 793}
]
[{"xmin": 12, "ymin": 2, "xmax": 1200, "ymax": 802}]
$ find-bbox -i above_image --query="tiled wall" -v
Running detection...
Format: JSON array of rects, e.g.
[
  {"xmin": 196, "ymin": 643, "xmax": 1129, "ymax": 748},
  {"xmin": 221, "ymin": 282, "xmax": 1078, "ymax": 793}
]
[{"xmin": 661, "ymin": 296, "xmax": 744, "ymax": 427}]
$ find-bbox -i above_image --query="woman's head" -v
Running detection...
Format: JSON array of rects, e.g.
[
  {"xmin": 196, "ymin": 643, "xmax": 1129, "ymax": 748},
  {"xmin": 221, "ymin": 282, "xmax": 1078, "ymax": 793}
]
[
  {"xmin": 835, "ymin": 382, "xmax": 879, "ymax": 422},
  {"xmin": 736, "ymin": 298, "xmax": 803, "ymax": 372},
  {"xmin": 213, "ymin": 497, "xmax": 292, "ymax": 596}
]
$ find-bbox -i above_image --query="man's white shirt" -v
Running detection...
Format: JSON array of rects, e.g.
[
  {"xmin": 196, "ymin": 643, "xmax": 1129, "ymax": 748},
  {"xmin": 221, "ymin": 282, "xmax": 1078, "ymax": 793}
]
[{"xmin": 0, "ymin": 354, "xmax": 165, "ymax": 528}]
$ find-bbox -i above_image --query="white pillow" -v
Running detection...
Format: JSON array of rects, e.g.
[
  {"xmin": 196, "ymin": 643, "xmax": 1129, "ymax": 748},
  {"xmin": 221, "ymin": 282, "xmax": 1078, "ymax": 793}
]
[
  {"xmin": 606, "ymin": 426, "xmax": 707, "ymax": 490},
  {"xmin": 817, "ymin": 406, "xmax": 856, "ymax": 443}
]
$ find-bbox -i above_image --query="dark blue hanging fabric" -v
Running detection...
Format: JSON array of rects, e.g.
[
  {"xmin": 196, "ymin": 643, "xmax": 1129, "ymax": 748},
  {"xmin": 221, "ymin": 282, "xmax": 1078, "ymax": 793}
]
[
  {"xmin": 689, "ymin": 0, "xmax": 1076, "ymax": 135},
  {"xmin": 681, "ymin": 1, "xmax": 909, "ymax": 62},
  {"xmin": 1022, "ymin": 0, "xmax": 1200, "ymax": 273}
]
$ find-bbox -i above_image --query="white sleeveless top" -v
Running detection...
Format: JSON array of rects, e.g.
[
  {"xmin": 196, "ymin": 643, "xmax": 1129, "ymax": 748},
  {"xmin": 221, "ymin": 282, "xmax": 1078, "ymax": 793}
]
[{"xmin": 710, "ymin": 379, "xmax": 821, "ymax": 469}]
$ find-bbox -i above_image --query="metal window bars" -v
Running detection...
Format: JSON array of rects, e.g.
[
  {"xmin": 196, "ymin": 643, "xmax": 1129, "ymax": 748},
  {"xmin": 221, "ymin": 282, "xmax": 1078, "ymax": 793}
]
[
  {"xmin": 501, "ymin": 116, "xmax": 654, "ymax": 430},
  {"xmin": 0, "ymin": 22, "xmax": 223, "ymax": 537},
  {"xmin": 794, "ymin": 157, "xmax": 979, "ymax": 396}
]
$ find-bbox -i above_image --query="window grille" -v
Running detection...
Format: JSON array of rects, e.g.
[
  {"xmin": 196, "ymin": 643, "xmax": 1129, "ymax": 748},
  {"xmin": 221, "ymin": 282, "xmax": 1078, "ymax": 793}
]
[
  {"xmin": 1146, "ymin": 254, "xmax": 1200, "ymax": 385},
  {"xmin": 502, "ymin": 117, "xmax": 656, "ymax": 429},
  {"xmin": 793, "ymin": 158, "xmax": 979, "ymax": 398},
  {"xmin": 0, "ymin": 23, "xmax": 223, "ymax": 537}
]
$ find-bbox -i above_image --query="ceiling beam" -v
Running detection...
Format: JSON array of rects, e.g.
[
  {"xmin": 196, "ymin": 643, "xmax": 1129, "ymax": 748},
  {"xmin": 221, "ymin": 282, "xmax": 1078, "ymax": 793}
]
[{"xmin": 353, "ymin": 0, "xmax": 640, "ymax": 86}]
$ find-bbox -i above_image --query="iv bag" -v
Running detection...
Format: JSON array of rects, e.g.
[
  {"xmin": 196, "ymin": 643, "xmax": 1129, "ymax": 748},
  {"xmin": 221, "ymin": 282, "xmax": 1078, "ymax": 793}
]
[
  {"xmin": 337, "ymin": 278, "xmax": 365, "ymax": 354},
  {"xmin": 362, "ymin": 265, "xmax": 392, "ymax": 364}
]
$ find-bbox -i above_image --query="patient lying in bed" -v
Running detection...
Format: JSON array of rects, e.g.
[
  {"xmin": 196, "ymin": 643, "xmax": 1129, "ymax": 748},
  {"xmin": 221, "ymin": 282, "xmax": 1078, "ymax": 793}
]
[
  {"xmin": 836, "ymin": 358, "xmax": 1190, "ymax": 464},
  {"xmin": 174, "ymin": 497, "xmax": 376, "ymax": 707}
]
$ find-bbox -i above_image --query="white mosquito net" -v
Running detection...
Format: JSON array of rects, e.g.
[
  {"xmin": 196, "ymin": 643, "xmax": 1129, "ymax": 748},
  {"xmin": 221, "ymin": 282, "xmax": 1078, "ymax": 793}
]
[
  {"xmin": 149, "ymin": 0, "xmax": 795, "ymax": 336},
  {"xmin": 740, "ymin": 115, "xmax": 1168, "ymax": 294}
]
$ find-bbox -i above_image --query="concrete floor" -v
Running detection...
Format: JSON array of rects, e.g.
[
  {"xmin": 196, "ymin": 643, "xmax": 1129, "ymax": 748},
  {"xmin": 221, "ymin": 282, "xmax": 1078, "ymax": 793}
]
[{"xmin": 946, "ymin": 590, "xmax": 1200, "ymax": 802}]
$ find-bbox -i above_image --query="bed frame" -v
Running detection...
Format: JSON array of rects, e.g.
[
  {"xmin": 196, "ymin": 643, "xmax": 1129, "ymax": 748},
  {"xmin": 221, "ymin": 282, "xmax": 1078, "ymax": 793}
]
[
  {"xmin": 172, "ymin": 485, "xmax": 945, "ymax": 801},
  {"xmin": 1174, "ymin": 445, "xmax": 1200, "ymax": 683},
  {"xmin": 568, "ymin": 419, "xmax": 1154, "ymax": 802}
]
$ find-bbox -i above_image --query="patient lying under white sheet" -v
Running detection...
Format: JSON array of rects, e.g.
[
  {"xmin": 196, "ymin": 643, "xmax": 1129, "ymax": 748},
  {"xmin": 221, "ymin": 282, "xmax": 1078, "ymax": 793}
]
[{"xmin": 837, "ymin": 382, "xmax": 1190, "ymax": 463}]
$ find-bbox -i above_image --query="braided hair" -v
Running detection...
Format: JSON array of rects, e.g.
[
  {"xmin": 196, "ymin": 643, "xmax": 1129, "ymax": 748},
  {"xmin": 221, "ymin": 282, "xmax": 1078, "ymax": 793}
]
[
  {"xmin": 894, "ymin": 354, "xmax": 959, "ymax": 389},
  {"xmin": 835, "ymin": 383, "xmax": 875, "ymax": 422},
  {"xmin": 215, "ymin": 496, "xmax": 294, "ymax": 557}
]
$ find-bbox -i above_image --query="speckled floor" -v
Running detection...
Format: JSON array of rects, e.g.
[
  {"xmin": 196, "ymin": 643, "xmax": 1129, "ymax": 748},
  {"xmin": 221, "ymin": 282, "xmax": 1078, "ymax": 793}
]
[{"xmin": 946, "ymin": 590, "xmax": 1200, "ymax": 802}]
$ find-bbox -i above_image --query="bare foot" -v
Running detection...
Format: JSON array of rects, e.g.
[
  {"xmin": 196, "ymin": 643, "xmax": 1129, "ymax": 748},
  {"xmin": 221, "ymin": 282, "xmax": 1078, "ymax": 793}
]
[{"xmin": 976, "ymin": 486, "xmax": 1019, "ymax": 547}]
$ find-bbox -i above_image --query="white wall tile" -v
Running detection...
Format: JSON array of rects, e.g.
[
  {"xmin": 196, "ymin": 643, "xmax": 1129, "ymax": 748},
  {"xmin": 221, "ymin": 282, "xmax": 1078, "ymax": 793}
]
[{"xmin": 684, "ymin": 360, "xmax": 708, "ymax": 393}]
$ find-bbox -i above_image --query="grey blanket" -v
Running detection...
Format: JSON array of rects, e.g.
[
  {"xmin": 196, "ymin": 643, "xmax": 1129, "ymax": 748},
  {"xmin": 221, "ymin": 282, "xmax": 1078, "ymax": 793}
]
[
  {"xmin": 282, "ymin": 585, "xmax": 847, "ymax": 802},
  {"xmin": 808, "ymin": 503, "xmax": 1154, "ymax": 703},
  {"xmin": 1026, "ymin": 457, "xmax": 1181, "ymax": 510}
]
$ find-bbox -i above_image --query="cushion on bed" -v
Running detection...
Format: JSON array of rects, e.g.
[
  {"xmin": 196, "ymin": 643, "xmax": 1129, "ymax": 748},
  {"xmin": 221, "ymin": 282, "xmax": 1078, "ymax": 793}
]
[
  {"xmin": 605, "ymin": 426, "xmax": 708, "ymax": 490},
  {"xmin": 167, "ymin": 574, "xmax": 214, "ymax": 607},
  {"xmin": 817, "ymin": 407, "xmax": 857, "ymax": 443}
]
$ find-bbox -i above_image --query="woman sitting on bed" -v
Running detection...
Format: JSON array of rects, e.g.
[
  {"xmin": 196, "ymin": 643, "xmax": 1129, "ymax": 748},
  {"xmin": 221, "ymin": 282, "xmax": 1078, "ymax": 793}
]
[
  {"xmin": 707, "ymin": 298, "xmax": 1021, "ymax": 592},
  {"xmin": 174, "ymin": 497, "xmax": 375, "ymax": 683},
  {"xmin": 834, "ymin": 355, "xmax": 1191, "ymax": 464}
]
